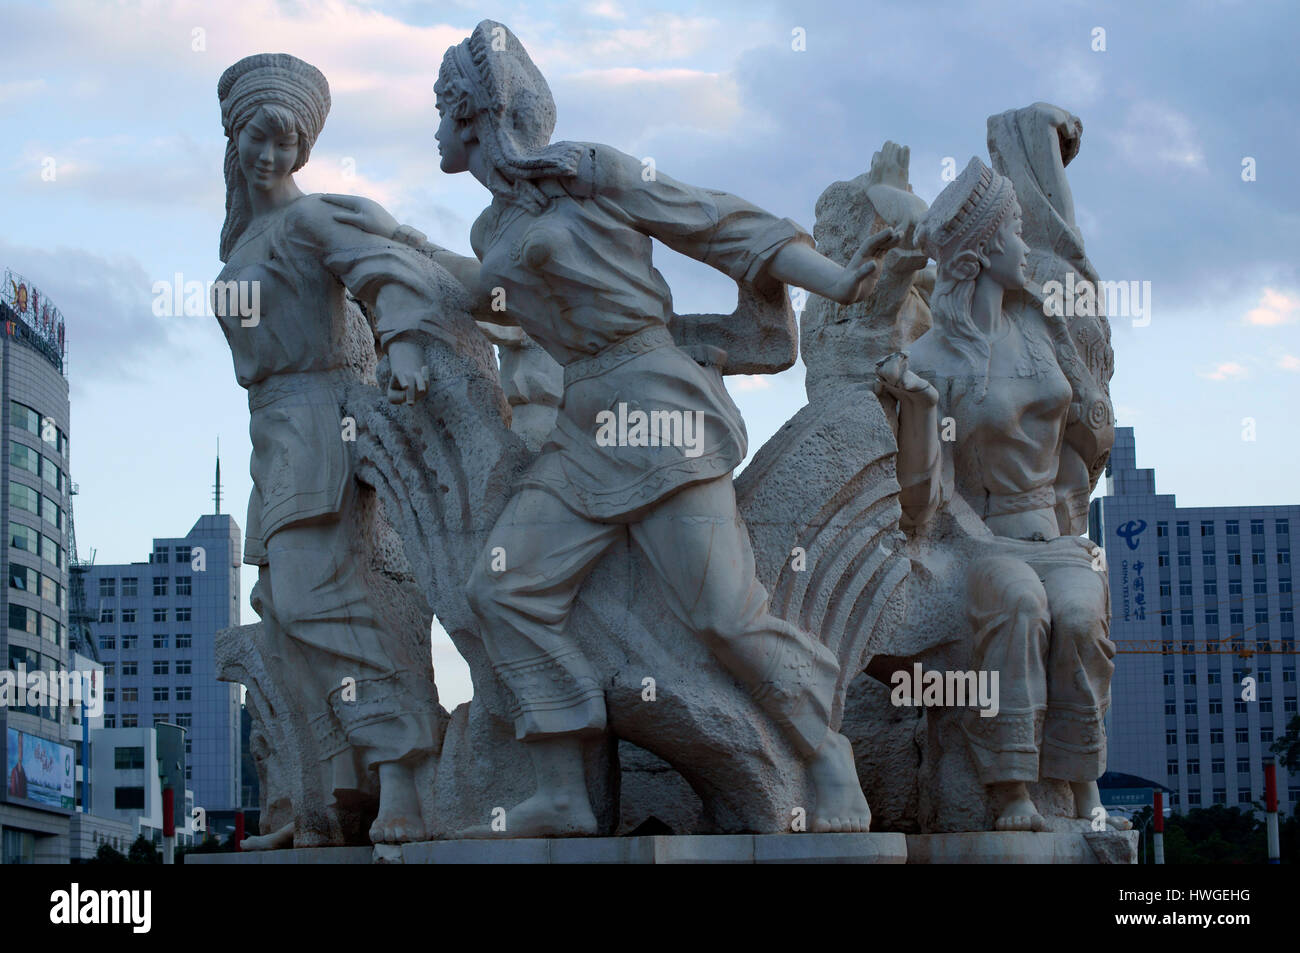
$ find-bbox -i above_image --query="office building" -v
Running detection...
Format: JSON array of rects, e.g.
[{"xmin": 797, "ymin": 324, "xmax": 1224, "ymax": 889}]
[{"xmin": 1093, "ymin": 427, "xmax": 1298, "ymax": 816}]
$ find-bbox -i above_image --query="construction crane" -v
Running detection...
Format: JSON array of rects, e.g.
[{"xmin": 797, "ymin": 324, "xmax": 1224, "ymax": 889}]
[{"xmin": 65, "ymin": 479, "xmax": 98, "ymax": 663}]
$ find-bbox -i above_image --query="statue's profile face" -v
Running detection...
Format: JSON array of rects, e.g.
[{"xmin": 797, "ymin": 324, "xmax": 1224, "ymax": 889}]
[
  {"xmin": 983, "ymin": 203, "xmax": 1028, "ymax": 291},
  {"xmin": 435, "ymin": 103, "xmax": 470, "ymax": 175},
  {"xmin": 237, "ymin": 107, "xmax": 300, "ymax": 192}
]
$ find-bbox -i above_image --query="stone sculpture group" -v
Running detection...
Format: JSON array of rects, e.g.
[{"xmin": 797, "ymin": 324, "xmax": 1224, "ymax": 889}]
[{"xmin": 210, "ymin": 21, "xmax": 1128, "ymax": 852}]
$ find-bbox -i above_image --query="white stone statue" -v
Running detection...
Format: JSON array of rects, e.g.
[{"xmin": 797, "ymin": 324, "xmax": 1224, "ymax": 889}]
[
  {"xmin": 877, "ymin": 149, "xmax": 1127, "ymax": 832},
  {"xmin": 214, "ymin": 53, "xmax": 448, "ymax": 846}
]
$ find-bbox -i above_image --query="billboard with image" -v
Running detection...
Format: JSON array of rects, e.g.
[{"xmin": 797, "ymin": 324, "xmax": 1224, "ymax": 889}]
[{"xmin": 5, "ymin": 727, "xmax": 74, "ymax": 810}]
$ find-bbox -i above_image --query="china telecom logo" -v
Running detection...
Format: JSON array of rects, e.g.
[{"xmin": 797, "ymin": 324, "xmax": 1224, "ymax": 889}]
[{"xmin": 1116, "ymin": 519, "xmax": 1147, "ymax": 551}]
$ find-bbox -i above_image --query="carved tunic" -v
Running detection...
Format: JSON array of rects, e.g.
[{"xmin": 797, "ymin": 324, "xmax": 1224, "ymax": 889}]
[
  {"xmin": 472, "ymin": 143, "xmax": 813, "ymax": 521},
  {"xmin": 215, "ymin": 194, "xmax": 448, "ymax": 561}
]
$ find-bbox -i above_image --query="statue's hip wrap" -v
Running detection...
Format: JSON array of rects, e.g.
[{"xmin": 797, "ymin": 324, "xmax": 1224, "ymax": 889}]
[{"xmin": 961, "ymin": 535, "xmax": 1114, "ymax": 784}]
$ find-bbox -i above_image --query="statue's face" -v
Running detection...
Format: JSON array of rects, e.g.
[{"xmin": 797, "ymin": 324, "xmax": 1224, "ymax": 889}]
[
  {"xmin": 983, "ymin": 203, "xmax": 1028, "ymax": 291},
  {"xmin": 435, "ymin": 104, "xmax": 470, "ymax": 174},
  {"xmin": 237, "ymin": 108, "xmax": 300, "ymax": 192}
]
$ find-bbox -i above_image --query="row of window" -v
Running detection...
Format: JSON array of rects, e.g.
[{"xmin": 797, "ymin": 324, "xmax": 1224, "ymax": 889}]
[
  {"xmin": 99, "ymin": 633, "xmax": 193, "ymax": 650},
  {"xmin": 103, "ymin": 713, "xmax": 191, "ymax": 730},
  {"xmin": 1169, "ymin": 724, "xmax": 1279, "ymax": 746},
  {"xmin": 1161, "ymin": 609, "xmax": 1294, "ymax": 626},
  {"xmin": 1165, "ymin": 698, "xmax": 1298, "ymax": 716},
  {"xmin": 103, "ymin": 660, "xmax": 193, "ymax": 677},
  {"xmin": 10, "ymin": 400, "xmax": 68, "ymax": 455},
  {"xmin": 98, "ymin": 606, "xmax": 192, "ymax": 624},
  {"xmin": 98, "ymin": 575, "xmax": 192, "ymax": 598},
  {"xmin": 148, "ymin": 545, "xmax": 192, "ymax": 565},
  {"xmin": 9, "ymin": 563, "xmax": 64, "ymax": 607},
  {"xmin": 1162, "ymin": 579, "xmax": 1290, "ymax": 599},
  {"xmin": 1162, "ymin": 669, "xmax": 1297, "ymax": 685},
  {"xmin": 103, "ymin": 686, "xmax": 193, "ymax": 702},
  {"xmin": 1160, "ymin": 519, "xmax": 1290, "ymax": 538},
  {"xmin": 1156, "ymin": 551, "xmax": 1290, "ymax": 568},
  {"xmin": 12, "ymin": 522, "xmax": 64, "ymax": 568},
  {"xmin": 9, "ymin": 604, "xmax": 64, "ymax": 646},
  {"xmin": 11, "ymin": 482, "xmax": 63, "ymax": 529}
]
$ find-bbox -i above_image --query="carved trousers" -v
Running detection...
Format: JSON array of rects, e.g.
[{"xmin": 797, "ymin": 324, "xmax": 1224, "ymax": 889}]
[
  {"xmin": 961, "ymin": 538, "xmax": 1115, "ymax": 784},
  {"xmin": 465, "ymin": 475, "xmax": 840, "ymax": 757},
  {"xmin": 255, "ymin": 487, "xmax": 436, "ymax": 802}
]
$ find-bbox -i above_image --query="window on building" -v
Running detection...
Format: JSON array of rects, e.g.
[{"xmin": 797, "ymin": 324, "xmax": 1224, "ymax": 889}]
[
  {"xmin": 176, "ymin": 634, "xmax": 192, "ymax": 649},
  {"xmin": 1285, "ymin": 670, "xmax": 1297, "ymax": 682},
  {"xmin": 175, "ymin": 714, "xmax": 192, "ymax": 729},
  {"xmin": 153, "ymin": 714, "xmax": 169, "ymax": 727},
  {"xmin": 1158, "ymin": 522, "xmax": 1169, "ymax": 538},
  {"xmin": 1280, "ymin": 551, "xmax": 1292, "ymax": 565},
  {"xmin": 1254, "ymin": 580, "xmax": 1268, "ymax": 595},
  {"xmin": 1285, "ymin": 699, "xmax": 1298, "ymax": 714},
  {"xmin": 98, "ymin": 607, "xmax": 114, "ymax": 623},
  {"xmin": 1239, "ymin": 787, "xmax": 1253, "ymax": 803},
  {"xmin": 1179, "ymin": 582, "xmax": 1193, "ymax": 598},
  {"xmin": 152, "ymin": 661, "xmax": 169, "ymax": 676},
  {"xmin": 104, "ymin": 715, "xmax": 115, "ymax": 728},
  {"xmin": 1187, "ymin": 759, "xmax": 1200, "ymax": 774},
  {"xmin": 121, "ymin": 687, "xmax": 138, "ymax": 702},
  {"xmin": 153, "ymin": 609, "xmax": 167, "ymax": 623},
  {"xmin": 1209, "ymin": 700, "xmax": 1222, "ymax": 714},
  {"xmin": 1177, "ymin": 522, "xmax": 1190, "ymax": 537},
  {"xmin": 1262, "ymin": 727, "xmax": 1274, "ymax": 743},
  {"xmin": 1160, "ymin": 611, "xmax": 1172, "ymax": 627},
  {"xmin": 176, "ymin": 686, "xmax": 191, "ymax": 701},
  {"xmin": 1228, "ymin": 553, "xmax": 1242, "ymax": 566},
  {"xmin": 1203, "ymin": 553, "xmax": 1217, "ymax": 567},
  {"xmin": 152, "ymin": 576, "xmax": 167, "ymax": 596},
  {"xmin": 1204, "ymin": 581, "xmax": 1218, "ymax": 597},
  {"xmin": 175, "ymin": 607, "xmax": 191, "ymax": 622},
  {"xmin": 1256, "ymin": 609, "xmax": 1270, "ymax": 624},
  {"xmin": 114, "ymin": 787, "xmax": 145, "ymax": 810},
  {"xmin": 1158, "ymin": 554, "xmax": 1169, "ymax": 568},
  {"xmin": 113, "ymin": 746, "xmax": 145, "ymax": 770},
  {"xmin": 1201, "ymin": 521, "xmax": 1214, "ymax": 537},
  {"xmin": 1178, "ymin": 554, "xmax": 1192, "ymax": 567},
  {"xmin": 1163, "ymin": 672, "xmax": 1175, "ymax": 686},
  {"xmin": 121, "ymin": 661, "xmax": 137, "ymax": 676},
  {"xmin": 1181, "ymin": 610, "xmax": 1194, "ymax": 627},
  {"xmin": 1166, "ymin": 730, "xmax": 1178, "ymax": 745},
  {"xmin": 100, "ymin": 635, "xmax": 116, "ymax": 651},
  {"xmin": 152, "ymin": 545, "xmax": 169, "ymax": 563},
  {"xmin": 1206, "ymin": 609, "xmax": 1219, "ymax": 625},
  {"xmin": 1237, "ymin": 757, "xmax": 1250, "ymax": 773},
  {"xmin": 103, "ymin": 688, "xmax": 115, "ymax": 703},
  {"xmin": 121, "ymin": 608, "xmax": 136, "ymax": 624},
  {"xmin": 1253, "ymin": 553, "xmax": 1266, "ymax": 566},
  {"xmin": 1252, "ymin": 519, "xmax": 1265, "ymax": 535},
  {"xmin": 1226, "ymin": 521, "xmax": 1240, "ymax": 535},
  {"xmin": 1184, "ymin": 701, "xmax": 1197, "ymax": 715},
  {"xmin": 176, "ymin": 660, "xmax": 191, "ymax": 675},
  {"xmin": 1230, "ymin": 580, "xmax": 1242, "ymax": 595},
  {"xmin": 1236, "ymin": 729, "xmax": 1250, "ymax": 743},
  {"xmin": 175, "ymin": 545, "xmax": 191, "ymax": 565},
  {"xmin": 121, "ymin": 634, "xmax": 137, "ymax": 650},
  {"xmin": 1167, "ymin": 760, "xmax": 1178, "ymax": 776},
  {"xmin": 175, "ymin": 576, "xmax": 191, "ymax": 596},
  {"xmin": 1160, "ymin": 582, "xmax": 1171, "ymax": 598},
  {"xmin": 1235, "ymin": 700, "xmax": 1248, "ymax": 714},
  {"xmin": 1282, "ymin": 580, "xmax": 1294, "ymax": 594},
  {"xmin": 98, "ymin": 577, "xmax": 116, "ymax": 598},
  {"xmin": 1165, "ymin": 702, "xmax": 1177, "ymax": 715},
  {"xmin": 121, "ymin": 714, "xmax": 138, "ymax": 728},
  {"xmin": 153, "ymin": 687, "xmax": 168, "ymax": 702},
  {"xmin": 1210, "ymin": 729, "xmax": 1224, "ymax": 744},
  {"xmin": 153, "ymin": 634, "xmax": 168, "ymax": 650},
  {"xmin": 9, "ymin": 604, "xmax": 36, "ymax": 635},
  {"xmin": 122, "ymin": 577, "xmax": 138, "ymax": 597}
]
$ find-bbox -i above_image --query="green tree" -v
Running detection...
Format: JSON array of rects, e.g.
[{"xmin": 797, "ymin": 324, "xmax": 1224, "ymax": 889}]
[
  {"xmin": 1271, "ymin": 714, "xmax": 1300, "ymax": 772},
  {"xmin": 127, "ymin": 834, "xmax": 161, "ymax": 864},
  {"xmin": 88, "ymin": 843, "xmax": 127, "ymax": 865}
]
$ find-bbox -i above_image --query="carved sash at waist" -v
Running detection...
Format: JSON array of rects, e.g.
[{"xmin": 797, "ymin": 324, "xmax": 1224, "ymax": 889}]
[
  {"xmin": 563, "ymin": 323, "xmax": 673, "ymax": 389},
  {"xmin": 986, "ymin": 485, "xmax": 1057, "ymax": 517}
]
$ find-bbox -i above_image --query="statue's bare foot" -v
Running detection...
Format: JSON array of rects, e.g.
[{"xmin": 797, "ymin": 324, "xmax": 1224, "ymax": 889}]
[
  {"xmin": 1071, "ymin": 780, "xmax": 1131, "ymax": 830},
  {"xmin": 369, "ymin": 762, "xmax": 427, "ymax": 844},
  {"xmin": 458, "ymin": 790, "xmax": 598, "ymax": 838},
  {"xmin": 241, "ymin": 821, "xmax": 294, "ymax": 851},
  {"xmin": 992, "ymin": 782, "xmax": 1047, "ymax": 831},
  {"xmin": 809, "ymin": 731, "xmax": 872, "ymax": 833}
]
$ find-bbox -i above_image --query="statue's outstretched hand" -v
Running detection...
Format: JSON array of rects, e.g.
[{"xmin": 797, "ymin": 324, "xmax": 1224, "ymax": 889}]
[
  {"xmin": 873, "ymin": 351, "xmax": 938, "ymax": 408},
  {"xmin": 829, "ymin": 227, "xmax": 902, "ymax": 304},
  {"xmin": 321, "ymin": 193, "xmax": 404, "ymax": 240},
  {"xmin": 387, "ymin": 338, "xmax": 430, "ymax": 405}
]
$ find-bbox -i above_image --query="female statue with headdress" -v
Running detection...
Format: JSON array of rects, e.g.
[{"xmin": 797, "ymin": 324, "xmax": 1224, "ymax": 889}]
[
  {"xmin": 876, "ymin": 155, "xmax": 1128, "ymax": 832},
  {"xmin": 214, "ymin": 53, "xmax": 449, "ymax": 845},
  {"xmin": 329, "ymin": 20, "xmax": 904, "ymax": 836}
]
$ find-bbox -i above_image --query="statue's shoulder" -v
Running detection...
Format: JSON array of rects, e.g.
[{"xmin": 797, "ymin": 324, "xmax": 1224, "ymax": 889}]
[{"xmin": 561, "ymin": 142, "xmax": 633, "ymax": 199}]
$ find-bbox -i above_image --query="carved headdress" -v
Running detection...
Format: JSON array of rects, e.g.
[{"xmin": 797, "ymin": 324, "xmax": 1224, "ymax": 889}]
[
  {"xmin": 218, "ymin": 53, "xmax": 331, "ymax": 261},
  {"xmin": 916, "ymin": 156, "xmax": 1017, "ymax": 274},
  {"xmin": 435, "ymin": 21, "xmax": 585, "ymax": 209}
]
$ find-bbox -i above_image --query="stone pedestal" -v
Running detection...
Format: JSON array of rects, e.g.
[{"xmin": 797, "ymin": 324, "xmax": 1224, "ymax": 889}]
[{"xmin": 906, "ymin": 831, "xmax": 1138, "ymax": 864}]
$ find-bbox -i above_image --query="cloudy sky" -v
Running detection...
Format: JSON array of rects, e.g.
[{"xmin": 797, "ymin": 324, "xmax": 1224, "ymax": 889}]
[{"xmin": 2, "ymin": 0, "xmax": 1296, "ymax": 704}]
